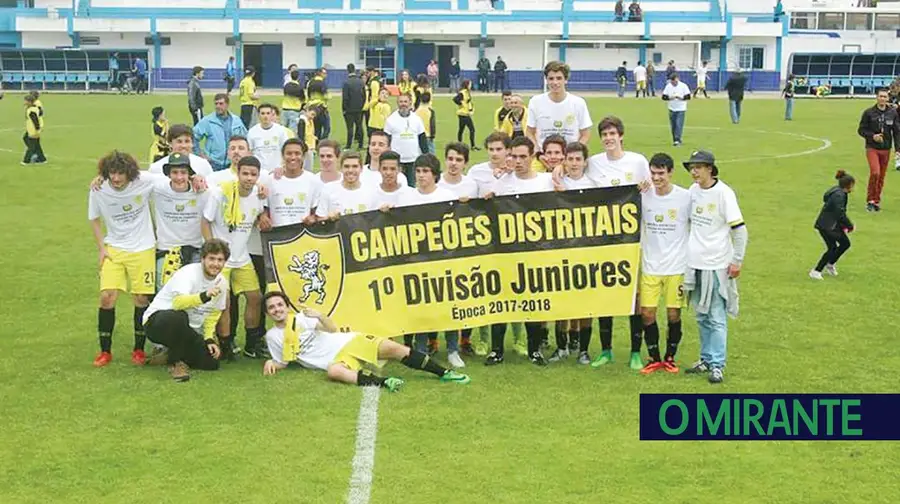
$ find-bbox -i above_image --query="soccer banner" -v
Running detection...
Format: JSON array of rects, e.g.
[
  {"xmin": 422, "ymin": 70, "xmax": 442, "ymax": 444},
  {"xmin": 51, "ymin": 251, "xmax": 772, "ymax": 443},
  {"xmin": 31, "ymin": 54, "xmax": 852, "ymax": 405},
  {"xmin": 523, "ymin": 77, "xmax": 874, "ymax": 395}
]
[{"xmin": 261, "ymin": 186, "xmax": 641, "ymax": 337}]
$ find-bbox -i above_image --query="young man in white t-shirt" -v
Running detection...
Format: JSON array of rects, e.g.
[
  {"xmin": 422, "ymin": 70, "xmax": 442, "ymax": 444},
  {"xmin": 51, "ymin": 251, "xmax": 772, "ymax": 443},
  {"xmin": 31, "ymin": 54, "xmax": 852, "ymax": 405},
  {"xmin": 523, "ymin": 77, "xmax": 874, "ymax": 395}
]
[
  {"xmin": 149, "ymin": 123, "xmax": 213, "ymax": 177},
  {"xmin": 261, "ymin": 292, "xmax": 470, "ymax": 389},
  {"xmin": 633, "ymin": 61, "xmax": 648, "ymax": 98},
  {"xmin": 526, "ymin": 61, "xmax": 593, "ymax": 153},
  {"xmin": 383, "ymin": 94, "xmax": 429, "ymax": 185},
  {"xmin": 247, "ymin": 103, "xmax": 294, "ymax": 172},
  {"xmin": 263, "ymin": 138, "xmax": 323, "ymax": 228},
  {"xmin": 143, "ymin": 239, "xmax": 229, "ymax": 382},
  {"xmin": 202, "ymin": 156, "xmax": 267, "ymax": 361},
  {"xmin": 682, "ymin": 150, "xmax": 748, "ymax": 384},
  {"xmin": 316, "ymin": 151, "xmax": 377, "ymax": 219},
  {"xmin": 484, "ymin": 137, "xmax": 554, "ymax": 367},
  {"xmin": 638, "ymin": 153, "xmax": 692, "ymax": 375},
  {"xmin": 89, "ymin": 151, "xmax": 168, "ymax": 368},
  {"xmin": 438, "ymin": 142, "xmax": 479, "ymax": 201},
  {"xmin": 662, "ymin": 73, "xmax": 692, "ymax": 146},
  {"xmin": 316, "ymin": 139, "xmax": 342, "ymax": 184},
  {"xmin": 361, "ymin": 130, "xmax": 408, "ymax": 188},
  {"xmin": 371, "ymin": 150, "xmax": 413, "ymax": 208},
  {"xmin": 468, "ymin": 131, "xmax": 511, "ymax": 199},
  {"xmin": 693, "ymin": 60, "xmax": 709, "ymax": 99}
]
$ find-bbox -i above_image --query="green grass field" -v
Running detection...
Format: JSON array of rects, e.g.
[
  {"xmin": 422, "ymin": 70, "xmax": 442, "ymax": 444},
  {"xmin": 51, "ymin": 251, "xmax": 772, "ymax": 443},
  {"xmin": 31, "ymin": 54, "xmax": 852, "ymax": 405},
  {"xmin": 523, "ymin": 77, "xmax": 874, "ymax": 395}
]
[{"xmin": 0, "ymin": 91, "xmax": 898, "ymax": 504}]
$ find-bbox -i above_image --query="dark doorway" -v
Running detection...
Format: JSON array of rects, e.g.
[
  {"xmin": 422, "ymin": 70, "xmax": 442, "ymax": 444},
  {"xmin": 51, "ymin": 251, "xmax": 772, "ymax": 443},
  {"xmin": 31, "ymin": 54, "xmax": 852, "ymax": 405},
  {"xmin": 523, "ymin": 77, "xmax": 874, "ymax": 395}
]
[
  {"xmin": 437, "ymin": 45, "xmax": 457, "ymax": 88},
  {"xmin": 242, "ymin": 43, "xmax": 283, "ymax": 87}
]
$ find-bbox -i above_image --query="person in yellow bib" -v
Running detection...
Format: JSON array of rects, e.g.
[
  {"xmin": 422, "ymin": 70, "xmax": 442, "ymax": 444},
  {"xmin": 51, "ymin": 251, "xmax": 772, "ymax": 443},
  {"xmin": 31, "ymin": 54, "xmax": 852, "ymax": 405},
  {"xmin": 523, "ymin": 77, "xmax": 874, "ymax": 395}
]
[
  {"xmin": 149, "ymin": 106, "xmax": 170, "ymax": 163},
  {"xmin": 367, "ymin": 88, "xmax": 392, "ymax": 136},
  {"xmin": 363, "ymin": 66, "xmax": 382, "ymax": 136},
  {"xmin": 282, "ymin": 69, "xmax": 305, "ymax": 132},
  {"xmin": 415, "ymin": 92, "xmax": 436, "ymax": 154},
  {"xmin": 238, "ymin": 66, "xmax": 260, "ymax": 129},
  {"xmin": 453, "ymin": 79, "xmax": 478, "ymax": 150},
  {"xmin": 261, "ymin": 292, "xmax": 470, "ymax": 390},
  {"xmin": 297, "ymin": 105, "xmax": 320, "ymax": 170},
  {"xmin": 397, "ymin": 68, "xmax": 416, "ymax": 102},
  {"xmin": 499, "ymin": 94, "xmax": 527, "ymax": 139},
  {"xmin": 306, "ymin": 67, "xmax": 331, "ymax": 139},
  {"xmin": 22, "ymin": 93, "xmax": 46, "ymax": 165}
]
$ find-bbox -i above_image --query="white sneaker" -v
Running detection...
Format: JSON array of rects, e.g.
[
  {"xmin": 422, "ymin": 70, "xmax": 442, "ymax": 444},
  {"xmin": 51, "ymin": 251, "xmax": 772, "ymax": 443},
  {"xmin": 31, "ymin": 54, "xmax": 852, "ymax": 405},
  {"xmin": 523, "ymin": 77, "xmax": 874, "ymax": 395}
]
[
  {"xmin": 809, "ymin": 269, "xmax": 823, "ymax": 280},
  {"xmin": 448, "ymin": 351, "xmax": 466, "ymax": 369},
  {"xmin": 824, "ymin": 264, "xmax": 838, "ymax": 276}
]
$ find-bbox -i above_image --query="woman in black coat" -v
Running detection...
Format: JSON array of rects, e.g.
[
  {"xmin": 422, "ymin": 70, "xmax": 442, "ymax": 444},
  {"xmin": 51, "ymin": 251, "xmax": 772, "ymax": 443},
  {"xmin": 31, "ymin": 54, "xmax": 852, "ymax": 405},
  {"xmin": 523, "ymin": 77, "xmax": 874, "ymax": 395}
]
[{"xmin": 810, "ymin": 170, "xmax": 855, "ymax": 280}]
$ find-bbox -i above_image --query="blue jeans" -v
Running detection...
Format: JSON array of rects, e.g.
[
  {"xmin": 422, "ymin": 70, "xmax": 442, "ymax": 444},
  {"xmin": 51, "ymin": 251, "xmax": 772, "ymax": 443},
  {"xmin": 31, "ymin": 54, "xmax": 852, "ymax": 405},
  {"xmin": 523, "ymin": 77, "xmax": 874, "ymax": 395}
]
[
  {"xmin": 668, "ymin": 110, "xmax": 685, "ymax": 143},
  {"xmin": 784, "ymin": 98, "xmax": 793, "ymax": 120},
  {"xmin": 449, "ymin": 75, "xmax": 460, "ymax": 94},
  {"xmin": 692, "ymin": 273, "xmax": 728, "ymax": 369},
  {"xmin": 414, "ymin": 331, "xmax": 460, "ymax": 353},
  {"xmin": 282, "ymin": 109, "xmax": 301, "ymax": 132},
  {"xmin": 617, "ymin": 81, "xmax": 626, "ymax": 98},
  {"xmin": 729, "ymin": 100, "xmax": 742, "ymax": 124}
]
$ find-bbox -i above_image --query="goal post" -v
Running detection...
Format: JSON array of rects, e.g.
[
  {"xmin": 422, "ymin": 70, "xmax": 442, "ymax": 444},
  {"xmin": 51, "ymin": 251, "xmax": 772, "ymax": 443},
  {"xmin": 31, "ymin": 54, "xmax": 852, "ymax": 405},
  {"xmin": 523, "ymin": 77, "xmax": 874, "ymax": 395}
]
[{"xmin": 541, "ymin": 39, "xmax": 704, "ymax": 92}]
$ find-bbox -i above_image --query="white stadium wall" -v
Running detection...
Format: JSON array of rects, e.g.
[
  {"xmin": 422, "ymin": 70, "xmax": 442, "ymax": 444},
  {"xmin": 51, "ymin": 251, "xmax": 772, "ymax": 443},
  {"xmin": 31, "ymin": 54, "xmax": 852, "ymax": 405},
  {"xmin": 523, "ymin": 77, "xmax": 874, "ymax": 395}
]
[
  {"xmin": 20, "ymin": 31, "xmax": 72, "ymax": 49},
  {"xmin": 161, "ymin": 34, "xmax": 234, "ymax": 68}
]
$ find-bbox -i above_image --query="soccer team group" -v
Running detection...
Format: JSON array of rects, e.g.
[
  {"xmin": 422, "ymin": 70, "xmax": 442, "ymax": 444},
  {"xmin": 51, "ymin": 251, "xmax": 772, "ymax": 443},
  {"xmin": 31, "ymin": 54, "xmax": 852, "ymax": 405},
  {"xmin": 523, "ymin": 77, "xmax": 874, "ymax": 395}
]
[{"xmin": 85, "ymin": 61, "xmax": 748, "ymax": 389}]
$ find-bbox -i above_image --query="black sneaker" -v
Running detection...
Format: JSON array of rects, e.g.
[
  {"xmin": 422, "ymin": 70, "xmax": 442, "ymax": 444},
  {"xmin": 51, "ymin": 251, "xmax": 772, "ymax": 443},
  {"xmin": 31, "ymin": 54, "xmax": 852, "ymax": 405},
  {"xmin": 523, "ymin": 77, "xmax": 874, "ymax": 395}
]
[
  {"xmin": 548, "ymin": 348, "xmax": 569, "ymax": 363},
  {"xmin": 484, "ymin": 351, "xmax": 504, "ymax": 366},
  {"xmin": 866, "ymin": 203, "xmax": 876, "ymax": 212},
  {"xmin": 567, "ymin": 337, "xmax": 579, "ymax": 353},
  {"xmin": 530, "ymin": 352, "xmax": 548, "ymax": 366},
  {"xmin": 243, "ymin": 342, "xmax": 270, "ymax": 359},
  {"xmin": 874, "ymin": 203, "xmax": 882, "ymax": 212},
  {"xmin": 685, "ymin": 360, "xmax": 710, "ymax": 374},
  {"xmin": 540, "ymin": 336, "xmax": 550, "ymax": 352}
]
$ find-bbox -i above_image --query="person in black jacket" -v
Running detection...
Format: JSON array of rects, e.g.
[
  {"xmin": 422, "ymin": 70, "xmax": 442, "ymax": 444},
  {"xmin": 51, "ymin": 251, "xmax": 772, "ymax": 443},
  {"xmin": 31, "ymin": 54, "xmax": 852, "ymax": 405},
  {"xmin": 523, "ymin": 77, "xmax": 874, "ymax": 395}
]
[
  {"xmin": 342, "ymin": 63, "xmax": 366, "ymax": 150},
  {"xmin": 857, "ymin": 88, "xmax": 900, "ymax": 212},
  {"xmin": 810, "ymin": 170, "xmax": 855, "ymax": 280},
  {"xmin": 725, "ymin": 70, "xmax": 747, "ymax": 124}
]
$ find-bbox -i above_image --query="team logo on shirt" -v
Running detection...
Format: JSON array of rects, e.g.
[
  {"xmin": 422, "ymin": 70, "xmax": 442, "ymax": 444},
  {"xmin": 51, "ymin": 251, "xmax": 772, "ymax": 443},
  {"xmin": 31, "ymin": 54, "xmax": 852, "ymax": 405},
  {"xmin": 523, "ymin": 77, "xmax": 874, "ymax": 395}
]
[
  {"xmin": 668, "ymin": 209, "xmax": 677, "ymax": 220},
  {"xmin": 707, "ymin": 203, "xmax": 716, "ymax": 213},
  {"xmin": 553, "ymin": 120, "xmax": 563, "ymax": 128},
  {"xmin": 611, "ymin": 178, "xmax": 621, "ymax": 186},
  {"xmin": 189, "ymin": 199, "xmax": 197, "ymax": 207},
  {"xmin": 565, "ymin": 114, "xmax": 575, "ymax": 126},
  {"xmin": 269, "ymin": 229, "xmax": 345, "ymax": 317},
  {"xmin": 695, "ymin": 206, "xmax": 703, "ymax": 214},
  {"xmin": 122, "ymin": 204, "xmax": 133, "ymax": 212},
  {"xmin": 654, "ymin": 214, "xmax": 664, "ymax": 223},
  {"xmin": 625, "ymin": 173, "xmax": 633, "ymax": 182},
  {"xmin": 134, "ymin": 195, "xmax": 143, "ymax": 205},
  {"xmin": 284, "ymin": 197, "xmax": 294, "ymax": 205},
  {"xmin": 175, "ymin": 204, "xmax": 185, "ymax": 212}
]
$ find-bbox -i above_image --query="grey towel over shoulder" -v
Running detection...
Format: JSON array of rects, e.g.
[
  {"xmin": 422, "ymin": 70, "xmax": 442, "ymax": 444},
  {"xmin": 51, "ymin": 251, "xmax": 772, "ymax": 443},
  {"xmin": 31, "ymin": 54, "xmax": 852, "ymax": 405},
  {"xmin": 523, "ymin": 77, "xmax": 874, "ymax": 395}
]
[{"xmin": 684, "ymin": 268, "xmax": 740, "ymax": 319}]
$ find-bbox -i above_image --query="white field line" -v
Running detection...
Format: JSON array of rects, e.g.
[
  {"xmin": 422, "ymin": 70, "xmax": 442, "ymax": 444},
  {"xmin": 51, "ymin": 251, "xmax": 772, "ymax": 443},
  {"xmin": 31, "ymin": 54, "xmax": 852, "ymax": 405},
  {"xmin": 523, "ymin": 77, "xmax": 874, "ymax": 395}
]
[{"xmin": 346, "ymin": 386, "xmax": 381, "ymax": 504}]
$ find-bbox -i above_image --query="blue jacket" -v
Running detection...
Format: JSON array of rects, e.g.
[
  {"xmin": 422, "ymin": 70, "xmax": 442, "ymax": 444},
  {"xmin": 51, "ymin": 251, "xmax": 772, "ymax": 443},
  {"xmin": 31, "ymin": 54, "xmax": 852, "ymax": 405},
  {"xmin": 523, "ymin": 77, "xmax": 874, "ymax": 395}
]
[
  {"xmin": 193, "ymin": 112, "xmax": 247, "ymax": 169},
  {"xmin": 226, "ymin": 60, "xmax": 236, "ymax": 78}
]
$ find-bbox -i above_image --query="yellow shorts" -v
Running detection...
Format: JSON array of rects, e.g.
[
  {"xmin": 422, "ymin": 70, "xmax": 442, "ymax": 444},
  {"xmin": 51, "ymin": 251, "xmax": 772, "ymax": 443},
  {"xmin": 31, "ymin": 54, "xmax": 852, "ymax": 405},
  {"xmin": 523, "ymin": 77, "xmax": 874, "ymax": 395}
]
[
  {"xmin": 698, "ymin": 82, "xmax": 706, "ymax": 89},
  {"xmin": 333, "ymin": 334, "xmax": 387, "ymax": 371},
  {"xmin": 639, "ymin": 274, "xmax": 685, "ymax": 309},
  {"xmin": 100, "ymin": 246, "xmax": 156, "ymax": 295},
  {"xmin": 636, "ymin": 81, "xmax": 646, "ymax": 90},
  {"xmin": 222, "ymin": 263, "xmax": 260, "ymax": 294}
]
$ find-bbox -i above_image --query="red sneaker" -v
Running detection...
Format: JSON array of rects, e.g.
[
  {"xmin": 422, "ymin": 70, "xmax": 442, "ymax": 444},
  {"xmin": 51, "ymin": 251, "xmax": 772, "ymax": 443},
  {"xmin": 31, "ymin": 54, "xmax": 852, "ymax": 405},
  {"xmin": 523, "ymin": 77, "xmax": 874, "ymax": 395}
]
[
  {"xmin": 663, "ymin": 358, "xmax": 680, "ymax": 373},
  {"xmin": 93, "ymin": 351, "xmax": 113, "ymax": 367},
  {"xmin": 131, "ymin": 349, "xmax": 147, "ymax": 366},
  {"xmin": 640, "ymin": 360, "xmax": 666, "ymax": 375}
]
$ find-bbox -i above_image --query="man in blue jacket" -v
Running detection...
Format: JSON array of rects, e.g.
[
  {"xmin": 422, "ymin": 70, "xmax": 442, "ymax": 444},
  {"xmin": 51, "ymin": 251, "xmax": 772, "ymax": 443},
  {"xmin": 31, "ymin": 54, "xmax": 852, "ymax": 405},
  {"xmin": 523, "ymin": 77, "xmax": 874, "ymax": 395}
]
[{"xmin": 193, "ymin": 93, "xmax": 248, "ymax": 171}]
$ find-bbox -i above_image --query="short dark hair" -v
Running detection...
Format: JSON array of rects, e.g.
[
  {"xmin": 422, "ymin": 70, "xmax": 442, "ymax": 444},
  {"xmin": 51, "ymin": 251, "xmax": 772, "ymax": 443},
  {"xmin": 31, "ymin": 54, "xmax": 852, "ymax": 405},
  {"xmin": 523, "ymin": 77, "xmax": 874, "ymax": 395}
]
[
  {"xmin": 445, "ymin": 142, "xmax": 470, "ymax": 163},
  {"xmin": 543, "ymin": 60, "xmax": 570, "ymax": 79},
  {"xmin": 369, "ymin": 130, "xmax": 391, "ymax": 146},
  {"xmin": 379, "ymin": 150, "xmax": 401, "ymax": 165},
  {"xmin": 237, "ymin": 155, "xmax": 261, "ymax": 173},
  {"xmin": 510, "ymin": 136, "xmax": 535, "ymax": 156},
  {"xmin": 598, "ymin": 115, "xmax": 625, "ymax": 136},
  {"xmin": 347, "ymin": 63, "xmax": 356, "ymax": 73},
  {"xmin": 877, "ymin": 87, "xmax": 890, "ymax": 95},
  {"xmin": 484, "ymin": 131, "xmax": 511, "ymax": 149},
  {"xmin": 649, "ymin": 152, "xmax": 675, "ymax": 172},
  {"xmin": 317, "ymin": 138, "xmax": 340, "ymax": 155},
  {"xmin": 420, "ymin": 92, "xmax": 431, "ymax": 104},
  {"xmin": 98, "ymin": 151, "xmax": 141, "ymax": 182},
  {"xmin": 414, "ymin": 153, "xmax": 441, "ymax": 180},
  {"xmin": 542, "ymin": 134, "xmax": 567, "ymax": 154},
  {"xmin": 167, "ymin": 124, "xmax": 193, "ymax": 143},
  {"xmin": 502, "ymin": 90, "xmax": 512, "ymax": 97},
  {"xmin": 282, "ymin": 138, "xmax": 308, "ymax": 155},
  {"xmin": 258, "ymin": 103, "xmax": 279, "ymax": 115},
  {"xmin": 290, "ymin": 70, "xmax": 299, "ymax": 81},
  {"xmin": 228, "ymin": 135, "xmax": 250, "ymax": 148},
  {"xmin": 192, "ymin": 66, "xmax": 204, "ymax": 76},
  {"xmin": 214, "ymin": 93, "xmax": 230, "ymax": 103},
  {"xmin": 201, "ymin": 238, "xmax": 231, "ymax": 260},
  {"xmin": 264, "ymin": 291, "xmax": 290, "ymax": 309},
  {"xmin": 565, "ymin": 142, "xmax": 589, "ymax": 159},
  {"xmin": 340, "ymin": 150, "xmax": 362, "ymax": 166}
]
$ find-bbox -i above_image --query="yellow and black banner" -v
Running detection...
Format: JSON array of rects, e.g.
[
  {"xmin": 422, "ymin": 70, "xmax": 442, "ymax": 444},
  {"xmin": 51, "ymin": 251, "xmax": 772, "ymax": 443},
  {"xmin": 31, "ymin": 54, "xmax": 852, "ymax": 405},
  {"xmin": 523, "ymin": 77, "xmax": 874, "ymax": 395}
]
[{"xmin": 262, "ymin": 186, "xmax": 641, "ymax": 337}]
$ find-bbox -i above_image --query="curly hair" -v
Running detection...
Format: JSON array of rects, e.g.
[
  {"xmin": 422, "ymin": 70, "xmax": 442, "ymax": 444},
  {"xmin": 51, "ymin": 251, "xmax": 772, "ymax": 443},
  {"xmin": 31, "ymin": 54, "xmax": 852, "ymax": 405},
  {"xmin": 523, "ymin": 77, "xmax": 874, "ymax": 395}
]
[{"xmin": 97, "ymin": 151, "xmax": 141, "ymax": 182}]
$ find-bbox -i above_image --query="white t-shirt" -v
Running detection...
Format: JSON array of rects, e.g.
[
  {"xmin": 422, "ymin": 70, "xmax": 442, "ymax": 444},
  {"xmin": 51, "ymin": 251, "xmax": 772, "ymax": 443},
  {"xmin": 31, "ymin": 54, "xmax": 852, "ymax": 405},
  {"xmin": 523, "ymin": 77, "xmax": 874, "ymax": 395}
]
[
  {"xmin": 663, "ymin": 81, "xmax": 692, "ymax": 112},
  {"xmin": 526, "ymin": 92, "xmax": 593, "ymax": 146},
  {"xmin": 586, "ymin": 151, "xmax": 651, "ymax": 188},
  {"xmin": 318, "ymin": 172, "xmax": 342, "ymax": 185},
  {"xmin": 696, "ymin": 66, "xmax": 708, "ymax": 85},
  {"xmin": 687, "ymin": 180, "xmax": 744, "ymax": 270},
  {"xmin": 372, "ymin": 184, "xmax": 414, "ymax": 208},
  {"xmin": 149, "ymin": 153, "xmax": 213, "ymax": 178},
  {"xmin": 438, "ymin": 175, "xmax": 479, "ymax": 200},
  {"xmin": 491, "ymin": 172, "xmax": 555, "ymax": 196},
  {"xmin": 87, "ymin": 174, "xmax": 161, "ymax": 252},
  {"xmin": 562, "ymin": 175, "xmax": 597, "ymax": 190},
  {"xmin": 202, "ymin": 187, "xmax": 265, "ymax": 268},
  {"xmin": 397, "ymin": 186, "xmax": 457, "ymax": 207},
  {"xmin": 265, "ymin": 171, "xmax": 323, "ymax": 227},
  {"xmin": 248, "ymin": 123, "xmax": 294, "ymax": 172},
  {"xmin": 383, "ymin": 111, "xmax": 426, "ymax": 162},
  {"xmin": 206, "ymin": 168, "xmax": 271, "ymax": 256},
  {"xmin": 360, "ymin": 165, "xmax": 408, "ymax": 188},
  {"xmin": 467, "ymin": 162, "xmax": 502, "ymax": 197},
  {"xmin": 315, "ymin": 183, "xmax": 377, "ymax": 217},
  {"xmin": 641, "ymin": 185, "xmax": 692, "ymax": 276},
  {"xmin": 633, "ymin": 65, "xmax": 647, "ymax": 83},
  {"xmin": 143, "ymin": 263, "xmax": 228, "ymax": 333},
  {"xmin": 151, "ymin": 179, "xmax": 208, "ymax": 250},
  {"xmin": 265, "ymin": 322, "xmax": 355, "ymax": 370}
]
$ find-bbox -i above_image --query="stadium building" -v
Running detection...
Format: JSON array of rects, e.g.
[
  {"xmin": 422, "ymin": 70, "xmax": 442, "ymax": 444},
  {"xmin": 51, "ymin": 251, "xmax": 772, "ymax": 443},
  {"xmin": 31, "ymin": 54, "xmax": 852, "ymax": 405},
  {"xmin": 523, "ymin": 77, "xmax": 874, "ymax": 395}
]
[{"xmin": 0, "ymin": 0, "xmax": 899, "ymax": 94}]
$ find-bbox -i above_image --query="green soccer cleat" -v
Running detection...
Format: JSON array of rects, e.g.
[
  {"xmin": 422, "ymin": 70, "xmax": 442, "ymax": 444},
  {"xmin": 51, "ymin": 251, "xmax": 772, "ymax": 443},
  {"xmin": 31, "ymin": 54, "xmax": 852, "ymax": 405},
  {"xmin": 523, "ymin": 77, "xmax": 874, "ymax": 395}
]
[
  {"xmin": 590, "ymin": 350, "xmax": 613, "ymax": 368},
  {"xmin": 440, "ymin": 370, "xmax": 471, "ymax": 385},
  {"xmin": 473, "ymin": 340, "xmax": 490, "ymax": 357},
  {"xmin": 629, "ymin": 352, "xmax": 644, "ymax": 371},
  {"xmin": 384, "ymin": 376, "xmax": 405, "ymax": 392}
]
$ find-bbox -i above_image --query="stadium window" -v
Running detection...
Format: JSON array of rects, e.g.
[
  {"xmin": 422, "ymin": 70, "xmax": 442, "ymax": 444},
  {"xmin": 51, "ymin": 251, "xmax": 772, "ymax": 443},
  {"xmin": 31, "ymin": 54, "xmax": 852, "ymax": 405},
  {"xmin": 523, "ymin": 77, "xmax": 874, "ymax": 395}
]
[
  {"xmin": 873, "ymin": 54, "xmax": 897, "ymax": 76},
  {"xmin": 831, "ymin": 54, "xmax": 852, "ymax": 75},
  {"xmin": 851, "ymin": 54, "xmax": 875, "ymax": 76},
  {"xmin": 0, "ymin": 50, "xmax": 25, "ymax": 71},
  {"xmin": 790, "ymin": 54, "xmax": 810, "ymax": 75},
  {"xmin": 817, "ymin": 12, "xmax": 844, "ymax": 30},
  {"xmin": 738, "ymin": 47, "xmax": 764, "ymax": 70},
  {"xmin": 790, "ymin": 12, "xmax": 817, "ymax": 30},
  {"xmin": 846, "ymin": 13, "xmax": 873, "ymax": 31},
  {"xmin": 358, "ymin": 37, "xmax": 391, "ymax": 61},
  {"xmin": 807, "ymin": 55, "xmax": 830, "ymax": 76},
  {"xmin": 874, "ymin": 13, "xmax": 900, "ymax": 31}
]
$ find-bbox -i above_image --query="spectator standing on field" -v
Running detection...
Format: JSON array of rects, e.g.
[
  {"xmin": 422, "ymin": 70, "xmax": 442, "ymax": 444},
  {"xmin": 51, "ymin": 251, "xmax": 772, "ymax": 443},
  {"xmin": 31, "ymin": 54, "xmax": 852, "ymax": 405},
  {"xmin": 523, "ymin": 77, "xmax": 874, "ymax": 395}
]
[
  {"xmin": 857, "ymin": 88, "xmax": 900, "ymax": 212},
  {"xmin": 342, "ymin": 63, "xmax": 366, "ymax": 150},
  {"xmin": 134, "ymin": 56, "xmax": 148, "ymax": 94},
  {"xmin": 449, "ymin": 57, "xmax": 461, "ymax": 95},
  {"xmin": 494, "ymin": 56, "xmax": 508, "ymax": 92},
  {"xmin": 282, "ymin": 69, "xmax": 305, "ymax": 132},
  {"xmin": 725, "ymin": 70, "xmax": 747, "ymax": 124},
  {"xmin": 193, "ymin": 93, "xmax": 248, "ymax": 171},
  {"xmin": 646, "ymin": 61, "xmax": 657, "ymax": 96},
  {"xmin": 616, "ymin": 61, "xmax": 627, "ymax": 98},
  {"xmin": 108, "ymin": 52, "xmax": 120, "ymax": 90},
  {"xmin": 633, "ymin": 61, "xmax": 648, "ymax": 98},
  {"xmin": 477, "ymin": 56, "xmax": 492, "ymax": 91},
  {"xmin": 783, "ymin": 74, "xmax": 795, "ymax": 121},
  {"xmin": 284, "ymin": 64, "xmax": 298, "ymax": 87},
  {"xmin": 224, "ymin": 56, "xmax": 236, "ymax": 95},
  {"xmin": 238, "ymin": 66, "xmax": 260, "ymax": 129},
  {"xmin": 187, "ymin": 66, "xmax": 204, "ymax": 126},
  {"xmin": 665, "ymin": 60, "xmax": 676, "ymax": 80},
  {"xmin": 661, "ymin": 73, "xmax": 691, "ymax": 146},
  {"xmin": 809, "ymin": 171, "xmax": 855, "ymax": 280},
  {"xmin": 427, "ymin": 60, "xmax": 439, "ymax": 90}
]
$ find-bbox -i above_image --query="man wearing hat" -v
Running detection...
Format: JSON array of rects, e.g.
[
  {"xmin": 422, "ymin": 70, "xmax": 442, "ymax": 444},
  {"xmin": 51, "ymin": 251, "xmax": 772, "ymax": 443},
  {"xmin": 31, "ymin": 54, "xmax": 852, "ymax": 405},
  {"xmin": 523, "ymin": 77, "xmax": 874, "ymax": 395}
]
[
  {"xmin": 238, "ymin": 66, "xmax": 260, "ymax": 129},
  {"xmin": 682, "ymin": 150, "xmax": 748, "ymax": 384},
  {"xmin": 661, "ymin": 73, "xmax": 692, "ymax": 146}
]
